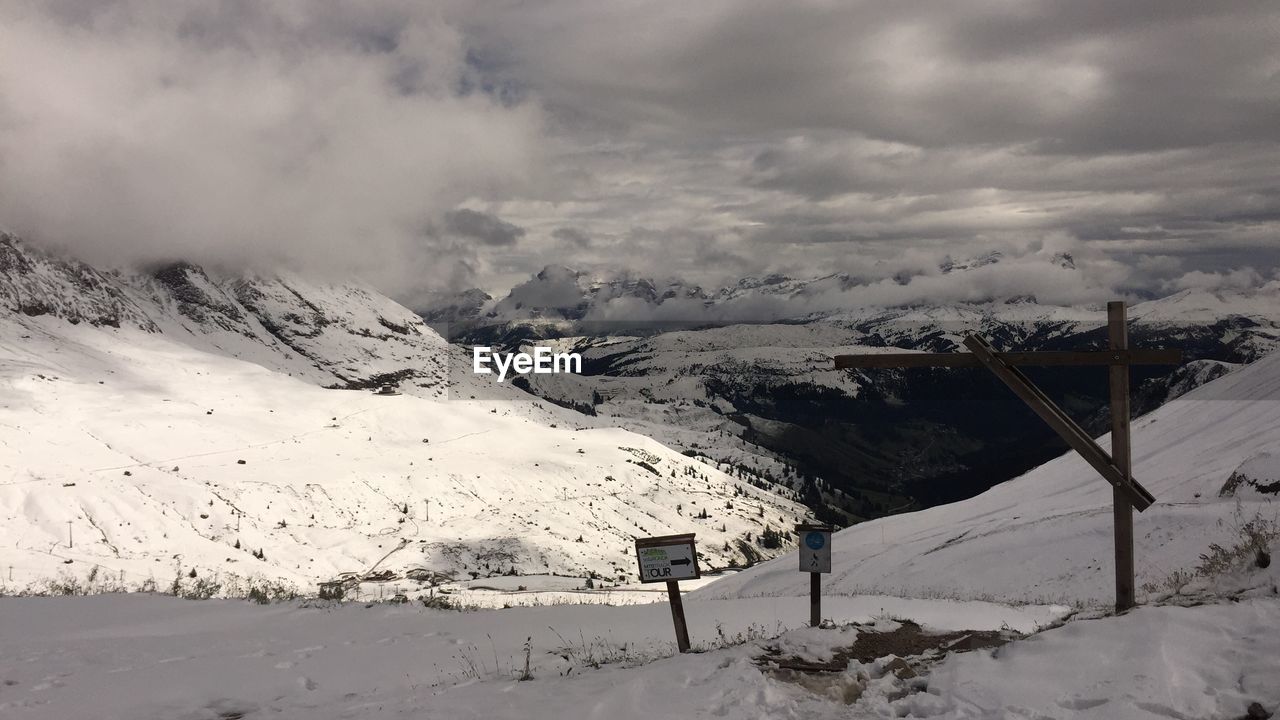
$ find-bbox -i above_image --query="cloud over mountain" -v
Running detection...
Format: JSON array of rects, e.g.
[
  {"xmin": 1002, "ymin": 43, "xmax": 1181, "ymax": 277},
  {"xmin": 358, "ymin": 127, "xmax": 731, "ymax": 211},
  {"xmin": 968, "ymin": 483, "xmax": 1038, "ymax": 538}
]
[{"xmin": 0, "ymin": 1, "xmax": 543, "ymax": 293}]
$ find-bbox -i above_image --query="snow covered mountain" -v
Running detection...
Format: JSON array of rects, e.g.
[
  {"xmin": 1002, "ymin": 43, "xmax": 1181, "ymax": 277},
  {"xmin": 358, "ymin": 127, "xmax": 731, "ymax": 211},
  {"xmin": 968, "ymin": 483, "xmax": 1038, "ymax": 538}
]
[
  {"xmin": 420, "ymin": 264, "xmax": 711, "ymax": 327},
  {"xmin": 493, "ymin": 314, "xmax": 1275, "ymax": 527},
  {"xmin": 438, "ymin": 258, "xmax": 1280, "ymax": 527},
  {"xmin": 4, "ymin": 236, "xmax": 1278, "ymax": 720},
  {"xmin": 422, "ymin": 249, "xmax": 1279, "ymax": 345},
  {"xmin": 0, "ymin": 235, "xmax": 809, "ymax": 594},
  {"xmin": 435, "ymin": 258, "xmax": 1280, "ymax": 361},
  {"xmin": 1, "ymin": 233, "xmax": 451, "ymax": 391}
]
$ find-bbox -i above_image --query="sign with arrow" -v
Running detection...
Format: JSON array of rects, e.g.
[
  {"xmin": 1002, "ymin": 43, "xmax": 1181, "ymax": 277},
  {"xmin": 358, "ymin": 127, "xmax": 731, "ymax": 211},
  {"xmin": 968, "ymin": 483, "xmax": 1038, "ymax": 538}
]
[
  {"xmin": 635, "ymin": 533, "xmax": 699, "ymax": 653},
  {"xmin": 635, "ymin": 534, "xmax": 700, "ymax": 583}
]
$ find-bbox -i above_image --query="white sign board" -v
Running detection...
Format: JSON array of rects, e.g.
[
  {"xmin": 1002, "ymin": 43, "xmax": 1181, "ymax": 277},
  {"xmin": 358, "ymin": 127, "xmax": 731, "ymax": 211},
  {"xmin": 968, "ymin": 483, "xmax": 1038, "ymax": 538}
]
[
  {"xmin": 798, "ymin": 527, "xmax": 832, "ymax": 574},
  {"xmin": 635, "ymin": 535, "xmax": 700, "ymax": 583}
]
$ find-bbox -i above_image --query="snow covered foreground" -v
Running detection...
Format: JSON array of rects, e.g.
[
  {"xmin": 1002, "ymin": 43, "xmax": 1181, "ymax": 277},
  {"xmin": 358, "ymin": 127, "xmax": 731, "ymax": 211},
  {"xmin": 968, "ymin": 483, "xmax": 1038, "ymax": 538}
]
[
  {"xmin": 700, "ymin": 348, "xmax": 1280, "ymax": 607},
  {"xmin": 0, "ymin": 593, "xmax": 1274, "ymax": 719}
]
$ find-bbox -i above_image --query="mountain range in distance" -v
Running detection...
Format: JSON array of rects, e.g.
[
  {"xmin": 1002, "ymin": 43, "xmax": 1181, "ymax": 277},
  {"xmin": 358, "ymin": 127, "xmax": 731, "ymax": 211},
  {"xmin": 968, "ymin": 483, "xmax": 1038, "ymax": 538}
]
[
  {"xmin": 422, "ymin": 255, "xmax": 1280, "ymax": 526},
  {"xmin": 5, "ymin": 232, "xmax": 1280, "ymax": 592}
]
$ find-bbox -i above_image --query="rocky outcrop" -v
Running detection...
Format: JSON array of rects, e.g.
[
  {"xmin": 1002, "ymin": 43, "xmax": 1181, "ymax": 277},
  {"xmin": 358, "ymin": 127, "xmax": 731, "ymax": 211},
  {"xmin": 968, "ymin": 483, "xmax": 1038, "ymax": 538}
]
[
  {"xmin": 0, "ymin": 234, "xmax": 157, "ymax": 330},
  {"xmin": 1221, "ymin": 452, "xmax": 1280, "ymax": 498}
]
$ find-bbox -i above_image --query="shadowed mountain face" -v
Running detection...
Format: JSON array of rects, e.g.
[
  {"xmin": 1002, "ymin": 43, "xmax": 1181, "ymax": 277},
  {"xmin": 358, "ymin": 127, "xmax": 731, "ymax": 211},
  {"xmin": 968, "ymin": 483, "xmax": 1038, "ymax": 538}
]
[{"xmin": 1, "ymin": 233, "xmax": 454, "ymax": 392}]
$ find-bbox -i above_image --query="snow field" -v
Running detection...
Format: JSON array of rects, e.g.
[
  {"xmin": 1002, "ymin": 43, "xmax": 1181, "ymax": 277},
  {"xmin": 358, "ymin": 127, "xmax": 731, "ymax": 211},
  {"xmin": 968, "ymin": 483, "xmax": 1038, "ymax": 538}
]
[
  {"xmin": 0, "ymin": 591, "xmax": 1069, "ymax": 720},
  {"xmin": 1, "ymin": 593, "xmax": 1274, "ymax": 719}
]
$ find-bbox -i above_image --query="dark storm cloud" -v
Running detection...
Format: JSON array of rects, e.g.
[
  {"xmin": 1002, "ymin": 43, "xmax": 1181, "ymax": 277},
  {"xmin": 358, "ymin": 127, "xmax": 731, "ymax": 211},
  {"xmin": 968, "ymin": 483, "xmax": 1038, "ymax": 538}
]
[
  {"xmin": 459, "ymin": 1, "xmax": 1280, "ymax": 151},
  {"xmin": 1, "ymin": 1, "xmax": 1276, "ymax": 301},
  {"xmin": 551, "ymin": 227, "xmax": 591, "ymax": 247},
  {"xmin": 448, "ymin": 0, "xmax": 1279, "ymax": 298},
  {"xmin": 444, "ymin": 209, "xmax": 526, "ymax": 246}
]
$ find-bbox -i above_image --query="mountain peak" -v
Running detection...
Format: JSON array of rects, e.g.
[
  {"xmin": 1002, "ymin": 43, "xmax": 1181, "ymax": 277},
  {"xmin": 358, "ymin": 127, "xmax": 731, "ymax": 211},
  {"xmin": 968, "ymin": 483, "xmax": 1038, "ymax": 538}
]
[
  {"xmin": 417, "ymin": 287, "xmax": 494, "ymax": 324},
  {"xmin": 939, "ymin": 250, "xmax": 1004, "ymax": 274},
  {"xmin": 0, "ymin": 232, "xmax": 157, "ymax": 330}
]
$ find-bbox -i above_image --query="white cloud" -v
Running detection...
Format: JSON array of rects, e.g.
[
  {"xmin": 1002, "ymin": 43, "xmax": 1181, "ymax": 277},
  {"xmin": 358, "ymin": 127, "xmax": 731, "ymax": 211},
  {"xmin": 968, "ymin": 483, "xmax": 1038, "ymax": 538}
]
[
  {"xmin": 0, "ymin": 1, "xmax": 544, "ymax": 293},
  {"xmin": 1166, "ymin": 268, "xmax": 1267, "ymax": 293}
]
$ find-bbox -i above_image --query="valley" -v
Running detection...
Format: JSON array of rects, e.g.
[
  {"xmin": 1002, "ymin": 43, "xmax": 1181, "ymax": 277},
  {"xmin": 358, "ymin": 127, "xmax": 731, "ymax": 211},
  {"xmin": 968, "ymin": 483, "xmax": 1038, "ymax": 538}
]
[{"xmin": 433, "ymin": 262, "xmax": 1280, "ymax": 525}]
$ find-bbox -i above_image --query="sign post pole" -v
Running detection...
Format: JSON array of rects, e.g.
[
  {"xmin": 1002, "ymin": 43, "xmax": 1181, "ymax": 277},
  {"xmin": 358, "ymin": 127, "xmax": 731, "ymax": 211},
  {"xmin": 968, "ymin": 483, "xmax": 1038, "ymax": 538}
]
[
  {"xmin": 810, "ymin": 572, "xmax": 821, "ymax": 628},
  {"xmin": 666, "ymin": 580, "xmax": 691, "ymax": 653},
  {"xmin": 635, "ymin": 533, "xmax": 699, "ymax": 653},
  {"xmin": 796, "ymin": 524, "xmax": 833, "ymax": 628}
]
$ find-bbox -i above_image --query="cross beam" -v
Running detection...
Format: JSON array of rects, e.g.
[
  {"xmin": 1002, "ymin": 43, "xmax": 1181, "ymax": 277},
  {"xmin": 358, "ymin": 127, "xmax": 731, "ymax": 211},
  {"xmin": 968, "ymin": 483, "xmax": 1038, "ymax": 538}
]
[
  {"xmin": 830, "ymin": 302, "xmax": 1183, "ymax": 611},
  {"xmin": 834, "ymin": 348, "xmax": 1181, "ymax": 370}
]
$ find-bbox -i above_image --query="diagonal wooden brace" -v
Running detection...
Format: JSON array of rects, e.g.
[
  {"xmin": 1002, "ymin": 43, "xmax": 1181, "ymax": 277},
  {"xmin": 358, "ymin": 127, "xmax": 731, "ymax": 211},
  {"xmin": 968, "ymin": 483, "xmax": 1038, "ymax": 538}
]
[{"xmin": 963, "ymin": 335, "xmax": 1156, "ymax": 511}]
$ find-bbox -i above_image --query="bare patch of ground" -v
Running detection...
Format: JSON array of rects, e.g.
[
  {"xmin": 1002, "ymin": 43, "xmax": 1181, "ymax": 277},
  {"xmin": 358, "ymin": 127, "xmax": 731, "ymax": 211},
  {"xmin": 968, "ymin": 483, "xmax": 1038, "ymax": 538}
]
[
  {"xmin": 755, "ymin": 619, "xmax": 1022, "ymax": 704},
  {"xmin": 757, "ymin": 619, "xmax": 1017, "ymax": 674}
]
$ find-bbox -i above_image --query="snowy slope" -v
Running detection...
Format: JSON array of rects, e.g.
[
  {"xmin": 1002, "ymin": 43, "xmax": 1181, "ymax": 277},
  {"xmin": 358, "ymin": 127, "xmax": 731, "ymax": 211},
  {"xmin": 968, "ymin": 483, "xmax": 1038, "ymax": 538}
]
[
  {"xmin": 523, "ymin": 326, "xmax": 908, "ymax": 466},
  {"xmin": 0, "ymin": 314, "xmax": 808, "ymax": 592},
  {"xmin": 0, "ymin": 238, "xmax": 810, "ymax": 594},
  {"xmin": 1131, "ymin": 281, "xmax": 1280, "ymax": 325},
  {"xmin": 698, "ymin": 348, "xmax": 1280, "ymax": 606}
]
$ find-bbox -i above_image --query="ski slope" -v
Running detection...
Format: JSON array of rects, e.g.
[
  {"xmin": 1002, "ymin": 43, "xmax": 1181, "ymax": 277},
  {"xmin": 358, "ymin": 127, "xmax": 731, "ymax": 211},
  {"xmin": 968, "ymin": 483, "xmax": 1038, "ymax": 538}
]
[{"xmin": 698, "ymin": 348, "xmax": 1280, "ymax": 606}]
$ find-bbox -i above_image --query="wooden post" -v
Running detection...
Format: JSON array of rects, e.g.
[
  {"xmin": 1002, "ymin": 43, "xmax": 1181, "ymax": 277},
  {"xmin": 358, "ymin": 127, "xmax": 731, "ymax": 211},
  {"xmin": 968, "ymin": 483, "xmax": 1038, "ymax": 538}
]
[
  {"xmin": 666, "ymin": 580, "xmax": 691, "ymax": 653},
  {"xmin": 832, "ymin": 305, "xmax": 1172, "ymax": 611},
  {"xmin": 1109, "ymin": 301, "xmax": 1136, "ymax": 612},
  {"xmin": 810, "ymin": 572, "xmax": 821, "ymax": 627}
]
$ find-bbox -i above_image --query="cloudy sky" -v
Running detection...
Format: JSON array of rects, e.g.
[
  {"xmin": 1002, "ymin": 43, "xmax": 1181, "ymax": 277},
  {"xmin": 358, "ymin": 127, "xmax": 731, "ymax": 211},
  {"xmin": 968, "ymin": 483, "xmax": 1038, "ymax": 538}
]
[{"xmin": 1, "ymin": 1, "xmax": 1278, "ymax": 306}]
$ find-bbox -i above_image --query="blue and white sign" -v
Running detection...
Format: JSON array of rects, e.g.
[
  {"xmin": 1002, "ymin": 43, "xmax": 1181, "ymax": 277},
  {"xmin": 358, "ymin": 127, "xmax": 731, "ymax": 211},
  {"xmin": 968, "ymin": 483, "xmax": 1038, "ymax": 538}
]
[{"xmin": 797, "ymin": 525, "xmax": 832, "ymax": 574}]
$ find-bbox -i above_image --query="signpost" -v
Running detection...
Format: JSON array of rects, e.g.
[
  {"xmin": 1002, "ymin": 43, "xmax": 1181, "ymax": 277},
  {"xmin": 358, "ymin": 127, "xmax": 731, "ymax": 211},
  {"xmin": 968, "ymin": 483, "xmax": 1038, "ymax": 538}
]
[
  {"xmin": 796, "ymin": 524, "xmax": 833, "ymax": 626},
  {"xmin": 832, "ymin": 301, "xmax": 1179, "ymax": 612},
  {"xmin": 635, "ymin": 533, "xmax": 699, "ymax": 652}
]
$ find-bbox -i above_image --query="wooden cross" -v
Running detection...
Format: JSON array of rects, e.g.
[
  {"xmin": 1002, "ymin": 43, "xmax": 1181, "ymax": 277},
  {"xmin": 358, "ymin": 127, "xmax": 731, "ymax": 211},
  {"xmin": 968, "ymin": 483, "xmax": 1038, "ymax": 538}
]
[{"xmin": 832, "ymin": 302, "xmax": 1182, "ymax": 611}]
